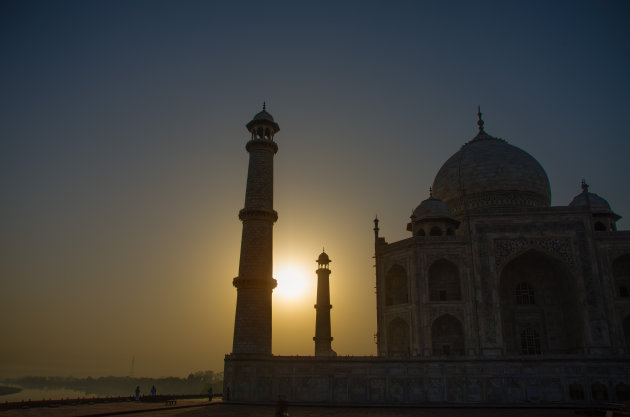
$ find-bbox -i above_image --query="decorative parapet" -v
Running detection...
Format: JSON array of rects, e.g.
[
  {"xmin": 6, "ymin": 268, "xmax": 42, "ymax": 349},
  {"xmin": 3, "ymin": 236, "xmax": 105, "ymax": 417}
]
[{"xmin": 224, "ymin": 355, "xmax": 630, "ymax": 404}]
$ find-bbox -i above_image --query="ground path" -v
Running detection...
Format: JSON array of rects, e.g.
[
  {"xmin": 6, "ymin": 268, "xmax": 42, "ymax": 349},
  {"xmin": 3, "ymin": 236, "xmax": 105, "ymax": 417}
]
[{"xmin": 0, "ymin": 399, "xmax": 614, "ymax": 417}]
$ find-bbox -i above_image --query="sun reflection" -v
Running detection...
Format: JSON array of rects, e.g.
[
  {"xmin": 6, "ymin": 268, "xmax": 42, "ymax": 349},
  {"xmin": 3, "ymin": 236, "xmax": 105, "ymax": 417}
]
[{"xmin": 274, "ymin": 264, "xmax": 313, "ymax": 302}]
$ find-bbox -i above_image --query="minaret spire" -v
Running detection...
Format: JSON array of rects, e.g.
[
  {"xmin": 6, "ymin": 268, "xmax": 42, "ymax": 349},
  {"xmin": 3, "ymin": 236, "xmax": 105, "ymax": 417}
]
[
  {"xmin": 231, "ymin": 107, "xmax": 280, "ymax": 356},
  {"xmin": 314, "ymin": 250, "xmax": 336, "ymax": 357}
]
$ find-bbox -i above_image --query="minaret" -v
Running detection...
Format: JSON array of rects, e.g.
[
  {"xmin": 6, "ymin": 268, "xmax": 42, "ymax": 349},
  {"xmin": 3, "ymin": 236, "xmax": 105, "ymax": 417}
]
[
  {"xmin": 231, "ymin": 104, "xmax": 279, "ymax": 356},
  {"xmin": 314, "ymin": 250, "xmax": 336, "ymax": 356}
]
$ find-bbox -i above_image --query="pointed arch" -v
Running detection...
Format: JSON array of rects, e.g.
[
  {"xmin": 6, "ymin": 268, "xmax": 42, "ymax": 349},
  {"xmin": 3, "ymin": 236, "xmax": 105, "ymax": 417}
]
[
  {"xmin": 613, "ymin": 254, "xmax": 630, "ymax": 298},
  {"xmin": 623, "ymin": 315, "xmax": 630, "ymax": 348},
  {"xmin": 500, "ymin": 249, "xmax": 583, "ymax": 354},
  {"xmin": 431, "ymin": 314, "xmax": 464, "ymax": 356},
  {"xmin": 387, "ymin": 318, "xmax": 410, "ymax": 357},
  {"xmin": 428, "ymin": 259, "xmax": 461, "ymax": 301},
  {"xmin": 385, "ymin": 264, "xmax": 408, "ymax": 306},
  {"xmin": 591, "ymin": 382, "xmax": 608, "ymax": 401}
]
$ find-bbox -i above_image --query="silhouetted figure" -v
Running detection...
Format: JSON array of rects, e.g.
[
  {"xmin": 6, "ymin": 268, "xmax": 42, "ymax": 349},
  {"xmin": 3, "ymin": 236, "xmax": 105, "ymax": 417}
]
[
  {"xmin": 275, "ymin": 395, "xmax": 289, "ymax": 417},
  {"xmin": 151, "ymin": 385, "xmax": 156, "ymax": 396},
  {"xmin": 225, "ymin": 386, "xmax": 230, "ymax": 401},
  {"xmin": 135, "ymin": 386, "xmax": 140, "ymax": 401},
  {"xmin": 208, "ymin": 386, "xmax": 213, "ymax": 401}
]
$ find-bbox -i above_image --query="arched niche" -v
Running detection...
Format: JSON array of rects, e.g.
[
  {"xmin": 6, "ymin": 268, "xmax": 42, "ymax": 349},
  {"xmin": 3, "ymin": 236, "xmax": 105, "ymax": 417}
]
[
  {"xmin": 429, "ymin": 226, "xmax": 442, "ymax": 236},
  {"xmin": 387, "ymin": 317, "xmax": 410, "ymax": 357},
  {"xmin": 385, "ymin": 264, "xmax": 408, "ymax": 306},
  {"xmin": 499, "ymin": 250, "xmax": 583, "ymax": 355},
  {"xmin": 591, "ymin": 382, "xmax": 608, "ymax": 401},
  {"xmin": 569, "ymin": 383, "xmax": 585, "ymax": 401},
  {"xmin": 431, "ymin": 314, "xmax": 464, "ymax": 356},
  {"xmin": 616, "ymin": 382, "xmax": 630, "ymax": 401},
  {"xmin": 428, "ymin": 259, "xmax": 461, "ymax": 301},
  {"xmin": 623, "ymin": 315, "xmax": 630, "ymax": 349},
  {"xmin": 613, "ymin": 254, "xmax": 630, "ymax": 298}
]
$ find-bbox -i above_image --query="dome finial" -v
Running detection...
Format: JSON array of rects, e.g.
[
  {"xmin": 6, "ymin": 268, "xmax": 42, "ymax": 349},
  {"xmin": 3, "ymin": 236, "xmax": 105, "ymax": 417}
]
[
  {"xmin": 263, "ymin": 101, "xmax": 266, "ymax": 111},
  {"xmin": 581, "ymin": 178, "xmax": 589, "ymax": 193},
  {"xmin": 477, "ymin": 106, "xmax": 485, "ymax": 132},
  {"xmin": 429, "ymin": 186, "xmax": 433, "ymax": 198}
]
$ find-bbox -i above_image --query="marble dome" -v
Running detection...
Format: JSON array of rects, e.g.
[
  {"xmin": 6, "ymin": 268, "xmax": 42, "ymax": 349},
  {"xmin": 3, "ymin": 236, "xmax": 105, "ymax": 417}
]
[
  {"xmin": 413, "ymin": 195, "xmax": 455, "ymax": 221},
  {"xmin": 432, "ymin": 127, "xmax": 551, "ymax": 215}
]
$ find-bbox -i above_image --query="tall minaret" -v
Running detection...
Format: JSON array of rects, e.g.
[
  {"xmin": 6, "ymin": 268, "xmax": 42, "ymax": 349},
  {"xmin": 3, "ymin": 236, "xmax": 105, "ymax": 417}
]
[
  {"xmin": 314, "ymin": 250, "xmax": 336, "ymax": 356},
  {"xmin": 231, "ymin": 104, "xmax": 279, "ymax": 356}
]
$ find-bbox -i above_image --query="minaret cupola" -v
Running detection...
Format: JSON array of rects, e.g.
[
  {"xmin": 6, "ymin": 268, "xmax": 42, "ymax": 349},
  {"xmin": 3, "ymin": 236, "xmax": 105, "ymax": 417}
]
[{"xmin": 246, "ymin": 102, "xmax": 280, "ymax": 140}]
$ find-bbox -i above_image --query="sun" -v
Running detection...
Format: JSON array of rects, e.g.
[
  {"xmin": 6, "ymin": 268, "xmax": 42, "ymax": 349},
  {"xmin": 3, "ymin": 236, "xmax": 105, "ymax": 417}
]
[{"xmin": 274, "ymin": 263, "xmax": 313, "ymax": 302}]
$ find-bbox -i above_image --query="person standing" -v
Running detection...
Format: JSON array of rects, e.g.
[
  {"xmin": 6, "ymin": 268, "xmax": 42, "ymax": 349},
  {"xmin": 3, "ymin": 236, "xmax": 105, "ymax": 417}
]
[{"xmin": 134, "ymin": 386, "xmax": 140, "ymax": 401}]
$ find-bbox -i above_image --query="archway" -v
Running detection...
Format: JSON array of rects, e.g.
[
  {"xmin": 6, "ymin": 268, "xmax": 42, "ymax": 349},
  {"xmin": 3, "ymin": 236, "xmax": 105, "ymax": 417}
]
[
  {"xmin": 387, "ymin": 318, "xmax": 410, "ymax": 357},
  {"xmin": 385, "ymin": 265, "xmax": 408, "ymax": 306},
  {"xmin": 431, "ymin": 314, "xmax": 464, "ymax": 355},
  {"xmin": 623, "ymin": 315, "xmax": 630, "ymax": 348},
  {"xmin": 500, "ymin": 250, "xmax": 583, "ymax": 354},
  {"xmin": 428, "ymin": 259, "xmax": 461, "ymax": 301},
  {"xmin": 613, "ymin": 254, "xmax": 630, "ymax": 298}
]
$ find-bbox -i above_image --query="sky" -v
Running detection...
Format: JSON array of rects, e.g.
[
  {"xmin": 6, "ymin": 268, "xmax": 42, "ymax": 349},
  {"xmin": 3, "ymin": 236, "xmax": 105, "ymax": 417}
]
[{"xmin": 1, "ymin": 0, "xmax": 629, "ymax": 379}]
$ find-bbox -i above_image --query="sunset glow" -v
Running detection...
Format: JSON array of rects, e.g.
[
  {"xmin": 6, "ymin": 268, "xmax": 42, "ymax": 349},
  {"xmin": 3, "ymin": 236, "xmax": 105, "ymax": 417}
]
[
  {"xmin": 1, "ymin": 0, "xmax": 627, "ymax": 381},
  {"xmin": 274, "ymin": 264, "xmax": 313, "ymax": 302}
]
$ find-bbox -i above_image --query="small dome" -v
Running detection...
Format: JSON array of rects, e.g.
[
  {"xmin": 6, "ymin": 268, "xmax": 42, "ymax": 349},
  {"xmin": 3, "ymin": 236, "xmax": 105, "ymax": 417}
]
[
  {"xmin": 253, "ymin": 109, "xmax": 275, "ymax": 122},
  {"xmin": 568, "ymin": 181, "xmax": 619, "ymax": 215},
  {"xmin": 317, "ymin": 251, "xmax": 331, "ymax": 264},
  {"xmin": 569, "ymin": 192, "xmax": 612, "ymax": 212},
  {"xmin": 413, "ymin": 196, "xmax": 455, "ymax": 221}
]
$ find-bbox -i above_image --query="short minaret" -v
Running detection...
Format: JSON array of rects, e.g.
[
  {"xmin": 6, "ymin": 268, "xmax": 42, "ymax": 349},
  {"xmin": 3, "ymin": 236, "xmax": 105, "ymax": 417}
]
[
  {"xmin": 231, "ymin": 104, "xmax": 280, "ymax": 356},
  {"xmin": 314, "ymin": 250, "xmax": 336, "ymax": 357}
]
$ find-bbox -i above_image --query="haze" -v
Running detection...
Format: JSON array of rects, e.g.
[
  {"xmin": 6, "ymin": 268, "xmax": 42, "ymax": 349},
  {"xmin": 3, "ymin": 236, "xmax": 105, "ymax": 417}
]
[{"xmin": 1, "ymin": 0, "xmax": 629, "ymax": 378}]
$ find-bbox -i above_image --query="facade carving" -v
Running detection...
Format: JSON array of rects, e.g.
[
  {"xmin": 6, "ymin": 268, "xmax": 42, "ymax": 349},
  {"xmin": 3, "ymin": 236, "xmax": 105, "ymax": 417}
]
[{"xmin": 493, "ymin": 237, "xmax": 576, "ymax": 269}]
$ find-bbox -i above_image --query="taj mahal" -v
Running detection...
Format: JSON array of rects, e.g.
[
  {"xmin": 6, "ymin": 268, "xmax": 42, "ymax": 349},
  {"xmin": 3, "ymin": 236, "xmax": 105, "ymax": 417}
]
[{"xmin": 223, "ymin": 106, "xmax": 630, "ymax": 404}]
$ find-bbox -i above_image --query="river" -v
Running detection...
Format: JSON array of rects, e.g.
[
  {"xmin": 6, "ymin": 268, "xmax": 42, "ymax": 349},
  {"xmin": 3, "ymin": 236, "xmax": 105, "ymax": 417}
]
[{"xmin": 0, "ymin": 387, "xmax": 93, "ymax": 402}]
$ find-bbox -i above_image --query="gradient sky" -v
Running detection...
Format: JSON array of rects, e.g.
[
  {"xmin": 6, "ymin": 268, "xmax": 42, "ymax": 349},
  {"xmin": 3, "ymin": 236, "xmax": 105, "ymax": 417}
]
[{"xmin": 1, "ymin": 0, "xmax": 629, "ymax": 378}]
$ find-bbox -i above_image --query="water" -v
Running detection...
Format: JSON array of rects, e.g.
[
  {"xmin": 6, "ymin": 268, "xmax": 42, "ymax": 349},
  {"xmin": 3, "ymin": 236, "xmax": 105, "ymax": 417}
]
[{"xmin": 0, "ymin": 387, "xmax": 91, "ymax": 402}]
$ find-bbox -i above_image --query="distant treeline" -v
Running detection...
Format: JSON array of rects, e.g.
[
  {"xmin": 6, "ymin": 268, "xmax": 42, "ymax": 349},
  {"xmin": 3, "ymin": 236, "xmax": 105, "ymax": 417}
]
[{"xmin": 1, "ymin": 370, "xmax": 222, "ymax": 397}]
